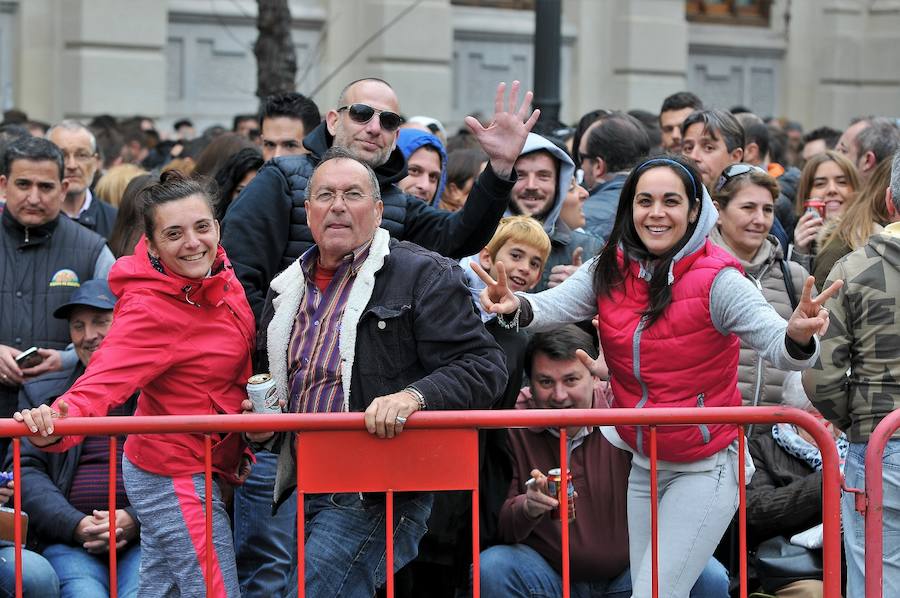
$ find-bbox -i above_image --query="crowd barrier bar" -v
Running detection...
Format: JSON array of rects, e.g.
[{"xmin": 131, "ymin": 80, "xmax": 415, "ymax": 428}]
[
  {"xmin": 0, "ymin": 406, "xmax": 842, "ymax": 598},
  {"xmin": 859, "ymin": 408, "xmax": 900, "ymax": 598}
]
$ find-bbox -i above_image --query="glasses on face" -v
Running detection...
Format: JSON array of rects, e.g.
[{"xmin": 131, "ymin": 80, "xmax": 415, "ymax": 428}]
[
  {"xmin": 310, "ymin": 189, "xmax": 371, "ymax": 204},
  {"xmin": 337, "ymin": 104, "xmax": 404, "ymax": 132},
  {"xmin": 63, "ymin": 150, "xmax": 97, "ymax": 163},
  {"xmin": 715, "ymin": 163, "xmax": 768, "ymax": 193}
]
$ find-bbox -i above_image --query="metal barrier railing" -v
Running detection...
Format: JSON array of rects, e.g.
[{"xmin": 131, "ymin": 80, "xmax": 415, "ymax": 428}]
[
  {"xmin": 0, "ymin": 406, "xmax": 843, "ymax": 598},
  {"xmin": 857, "ymin": 408, "xmax": 900, "ymax": 598}
]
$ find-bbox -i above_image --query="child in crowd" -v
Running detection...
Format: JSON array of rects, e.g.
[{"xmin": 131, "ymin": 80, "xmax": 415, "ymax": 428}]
[{"xmin": 404, "ymin": 215, "xmax": 551, "ymax": 598}]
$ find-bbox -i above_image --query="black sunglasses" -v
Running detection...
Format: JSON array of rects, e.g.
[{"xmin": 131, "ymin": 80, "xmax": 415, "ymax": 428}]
[
  {"xmin": 715, "ymin": 163, "xmax": 768, "ymax": 193},
  {"xmin": 337, "ymin": 104, "xmax": 404, "ymax": 132}
]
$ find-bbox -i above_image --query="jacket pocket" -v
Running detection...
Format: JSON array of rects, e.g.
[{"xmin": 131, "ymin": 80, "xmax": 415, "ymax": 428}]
[{"xmin": 356, "ymin": 305, "xmax": 417, "ymax": 377}]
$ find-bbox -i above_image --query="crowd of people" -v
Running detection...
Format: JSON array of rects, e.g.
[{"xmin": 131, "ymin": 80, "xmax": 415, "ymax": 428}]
[{"xmin": 0, "ymin": 76, "xmax": 899, "ymax": 598}]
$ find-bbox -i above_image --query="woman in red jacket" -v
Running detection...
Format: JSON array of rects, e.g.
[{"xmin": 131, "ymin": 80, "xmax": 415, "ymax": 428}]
[
  {"xmin": 16, "ymin": 170, "xmax": 255, "ymax": 598},
  {"xmin": 474, "ymin": 155, "xmax": 842, "ymax": 597}
]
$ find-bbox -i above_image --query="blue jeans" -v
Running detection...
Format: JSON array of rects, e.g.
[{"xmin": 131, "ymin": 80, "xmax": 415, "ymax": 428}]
[
  {"xmin": 0, "ymin": 546, "xmax": 59, "ymax": 598},
  {"xmin": 479, "ymin": 544, "xmax": 729, "ymax": 598},
  {"xmin": 285, "ymin": 492, "xmax": 433, "ymax": 598},
  {"xmin": 234, "ymin": 451, "xmax": 296, "ymax": 598},
  {"xmin": 843, "ymin": 440, "xmax": 900, "ymax": 597},
  {"xmin": 41, "ymin": 542, "xmax": 140, "ymax": 598}
]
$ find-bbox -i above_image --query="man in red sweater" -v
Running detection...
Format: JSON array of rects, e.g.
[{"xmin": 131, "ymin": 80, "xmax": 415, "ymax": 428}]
[{"xmin": 479, "ymin": 326, "xmax": 730, "ymax": 597}]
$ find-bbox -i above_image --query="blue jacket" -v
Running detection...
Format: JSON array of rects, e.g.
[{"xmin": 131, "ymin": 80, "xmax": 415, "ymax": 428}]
[
  {"xmin": 221, "ymin": 122, "xmax": 514, "ymax": 320},
  {"xmin": 583, "ymin": 173, "xmax": 627, "ymax": 243},
  {"xmin": 11, "ymin": 364, "xmax": 139, "ymax": 550}
]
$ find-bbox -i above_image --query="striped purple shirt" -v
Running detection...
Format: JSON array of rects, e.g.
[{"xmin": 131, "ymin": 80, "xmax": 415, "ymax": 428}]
[{"xmin": 287, "ymin": 239, "xmax": 373, "ymax": 413}]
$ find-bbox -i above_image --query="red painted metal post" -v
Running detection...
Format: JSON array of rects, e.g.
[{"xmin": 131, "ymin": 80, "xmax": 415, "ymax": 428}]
[
  {"xmin": 737, "ymin": 428, "xmax": 747, "ymax": 598},
  {"xmin": 204, "ymin": 435, "xmax": 213, "ymax": 597},
  {"xmin": 0, "ymin": 406, "xmax": 846, "ymax": 598},
  {"xmin": 472, "ymin": 487, "xmax": 480, "ymax": 598},
  {"xmin": 559, "ymin": 427, "xmax": 570, "ymax": 598},
  {"xmin": 650, "ymin": 426, "xmax": 659, "ymax": 598},
  {"xmin": 297, "ymin": 433, "xmax": 305, "ymax": 598},
  {"xmin": 13, "ymin": 438, "xmax": 21, "ymax": 598},
  {"xmin": 386, "ymin": 490, "xmax": 395, "ymax": 598},
  {"xmin": 108, "ymin": 437, "xmax": 118, "ymax": 598},
  {"xmin": 472, "ymin": 425, "xmax": 481, "ymax": 598},
  {"xmin": 862, "ymin": 409, "xmax": 900, "ymax": 598}
]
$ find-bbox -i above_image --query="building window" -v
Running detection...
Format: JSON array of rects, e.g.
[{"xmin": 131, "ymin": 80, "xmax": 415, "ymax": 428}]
[
  {"xmin": 451, "ymin": 0, "xmax": 535, "ymax": 9},
  {"xmin": 686, "ymin": 0, "xmax": 771, "ymax": 26}
]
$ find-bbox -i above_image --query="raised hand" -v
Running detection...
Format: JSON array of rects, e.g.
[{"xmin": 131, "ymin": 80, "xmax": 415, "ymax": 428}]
[
  {"xmin": 464, "ymin": 81, "xmax": 541, "ymax": 178},
  {"xmin": 548, "ymin": 246, "xmax": 584, "ymax": 289},
  {"xmin": 575, "ymin": 347, "xmax": 609, "ymax": 382},
  {"xmin": 786, "ymin": 276, "xmax": 843, "ymax": 345},
  {"xmin": 471, "ymin": 261, "xmax": 520, "ymax": 316},
  {"xmin": 792, "ymin": 210, "xmax": 824, "ymax": 252}
]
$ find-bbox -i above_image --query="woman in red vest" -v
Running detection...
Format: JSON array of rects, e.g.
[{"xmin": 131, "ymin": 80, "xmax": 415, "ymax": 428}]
[{"xmin": 473, "ymin": 154, "xmax": 841, "ymax": 598}]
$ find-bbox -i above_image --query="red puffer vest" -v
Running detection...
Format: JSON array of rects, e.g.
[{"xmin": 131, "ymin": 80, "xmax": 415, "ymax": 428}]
[{"xmin": 598, "ymin": 240, "xmax": 743, "ymax": 462}]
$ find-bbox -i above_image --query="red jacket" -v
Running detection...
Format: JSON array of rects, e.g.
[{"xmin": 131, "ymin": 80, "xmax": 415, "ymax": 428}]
[
  {"xmin": 598, "ymin": 241, "xmax": 743, "ymax": 462},
  {"xmin": 47, "ymin": 238, "xmax": 255, "ymax": 483}
]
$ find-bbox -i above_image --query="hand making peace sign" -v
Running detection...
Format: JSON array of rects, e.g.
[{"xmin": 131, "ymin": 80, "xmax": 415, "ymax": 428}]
[
  {"xmin": 786, "ymin": 276, "xmax": 843, "ymax": 345},
  {"xmin": 470, "ymin": 260, "xmax": 520, "ymax": 316}
]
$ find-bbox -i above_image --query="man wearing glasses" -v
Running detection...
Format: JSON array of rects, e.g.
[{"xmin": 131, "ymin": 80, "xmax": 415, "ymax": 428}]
[
  {"xmin": 247, "ymin": 149, "xmax": 507, "ymax": 598},
  {"xmin": 222, "ymin": 77, "xmax": 538, "ymax": 320},
  {"xmin": 47, "ymin": 121, "xmax": 117, "ymax": 240},
  {"xmin": 222, "ymin": 77, "xmax": 538, "ymax": 597}
]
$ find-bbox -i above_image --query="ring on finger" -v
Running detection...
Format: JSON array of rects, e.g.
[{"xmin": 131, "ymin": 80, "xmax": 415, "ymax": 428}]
[{"xmin": 395, "ymin": 415, "xmax": 408, "ymax": 425}]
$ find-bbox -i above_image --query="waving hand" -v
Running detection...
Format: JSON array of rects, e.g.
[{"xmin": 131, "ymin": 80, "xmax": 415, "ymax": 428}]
[{"xmin": 465, "ymin": 81, "xmax": 541, "ymax": 178}]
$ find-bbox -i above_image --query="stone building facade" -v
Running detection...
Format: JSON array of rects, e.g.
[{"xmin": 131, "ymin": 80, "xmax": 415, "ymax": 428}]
[{"xmin": 1, "ymin": 0, "xmax": 898, "ymax": 133}]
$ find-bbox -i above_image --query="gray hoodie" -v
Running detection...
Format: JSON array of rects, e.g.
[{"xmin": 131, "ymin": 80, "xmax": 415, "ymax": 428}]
[{"xmin": 462, "ymin": 133, "xmax": 599, "ymax": 295}]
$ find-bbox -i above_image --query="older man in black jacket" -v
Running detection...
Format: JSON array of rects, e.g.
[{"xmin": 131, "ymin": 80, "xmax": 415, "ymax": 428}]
[{"xmin": 245, "ymin": 149, "xmax": 508, "ymax": 598}]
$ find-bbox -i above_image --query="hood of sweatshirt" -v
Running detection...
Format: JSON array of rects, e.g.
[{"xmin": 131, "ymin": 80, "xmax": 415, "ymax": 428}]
[{"xmin": 396, "ymin": 128, "xmax": 448, "ymax": 204}]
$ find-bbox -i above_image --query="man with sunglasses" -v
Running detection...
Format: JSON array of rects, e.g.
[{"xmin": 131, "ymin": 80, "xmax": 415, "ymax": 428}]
[
  {"xmin": 222, "ymin": 77, "xmax": 538, "ymax": 320},
  {"xmin": 221, "ymin": 77, "xmax": 538, "ymax": 598}
]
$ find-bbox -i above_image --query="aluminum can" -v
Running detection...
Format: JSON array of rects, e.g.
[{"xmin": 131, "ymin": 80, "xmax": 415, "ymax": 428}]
[
  {"xmin": 247, "ymin": 373, "xmax": 280, "ymax": 414},
  {"xmin": 547, "ymin": 468, "xmax": 576, "ymax": 522},
  {"xmin": 804, "ymin": 199, "xmax": 826, "ymax": 219}
]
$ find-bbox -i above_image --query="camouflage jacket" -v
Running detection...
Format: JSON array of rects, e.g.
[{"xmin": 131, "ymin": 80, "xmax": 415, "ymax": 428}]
[{"xmin": 806, "ymin": 222, "xmax": 900, "ymax": 442}]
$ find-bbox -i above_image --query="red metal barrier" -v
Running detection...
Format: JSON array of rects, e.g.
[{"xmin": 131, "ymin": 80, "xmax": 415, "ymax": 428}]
[
  {"xmin": 859, "ymin": 408, "xmax": 900, "ymax": 598},
  {"xmin": 0, "ymin": 406, "xmax": 842, "ymax": 598}
]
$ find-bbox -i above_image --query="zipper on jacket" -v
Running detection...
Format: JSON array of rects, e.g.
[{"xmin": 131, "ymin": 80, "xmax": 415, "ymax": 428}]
[
  {"xmin": 23, "ymin": 227, "xmax": 29, "ymax": 244},
  {"xmin": 182, "ymin": 284, "xmax": 199, "ymax": 307},
  {"xmin": 696, "ymin": 393, "xmax": 711, "ymax": 444},
  {"xmin": 633, "ymin": 315, "xmax": 650, "ymax": 456}
]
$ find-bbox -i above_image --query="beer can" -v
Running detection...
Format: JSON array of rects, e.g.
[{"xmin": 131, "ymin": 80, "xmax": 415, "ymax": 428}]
[
  {"xmin": 247, "ymin": 374, "xmax": 280, "ymax": 414},
  {"xmin": 547, "ymin": 468, "xmax": 576, "ymax": 522},
  {"xmin": 803, "ymin": 199, "xmax": 826, "ymax": 219}
]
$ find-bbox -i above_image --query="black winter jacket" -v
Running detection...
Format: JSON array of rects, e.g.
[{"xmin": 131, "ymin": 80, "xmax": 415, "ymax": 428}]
[
  {"xmin": 221, "ymin": 123, "xmax": 514, "ymax": 319},
  {"xmin": 72, "ymin": 193, "xmax": 118, "ymax": 240},
  {"xmin": 746, "ymin": 425, "xmax": 822, "ymax": 548},
  {"xmin": 0, "ymin": 211, "xmax": 107, "ymax": 416}
]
